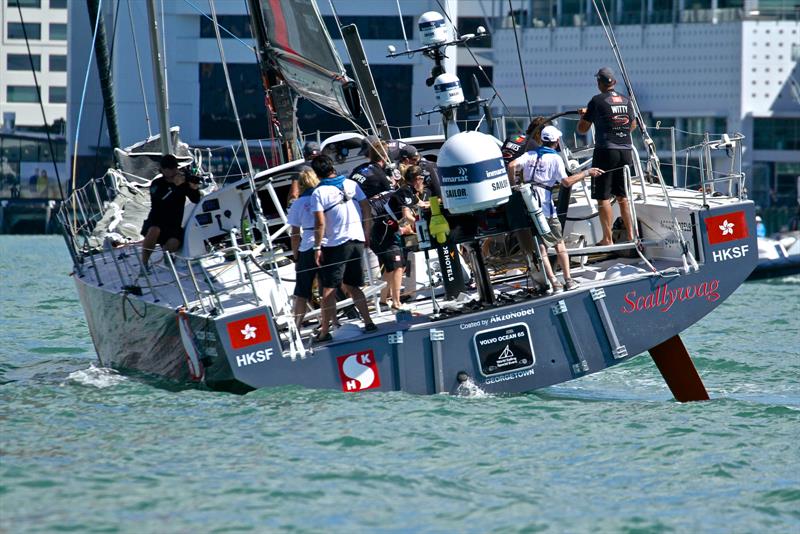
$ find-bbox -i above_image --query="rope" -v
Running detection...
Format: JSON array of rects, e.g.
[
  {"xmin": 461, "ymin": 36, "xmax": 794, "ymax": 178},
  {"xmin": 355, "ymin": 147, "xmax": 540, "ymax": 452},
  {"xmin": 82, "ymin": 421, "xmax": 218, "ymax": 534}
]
[{"xmin": 180, "ymin": 0, "xmax": 255, "ymax": 50}]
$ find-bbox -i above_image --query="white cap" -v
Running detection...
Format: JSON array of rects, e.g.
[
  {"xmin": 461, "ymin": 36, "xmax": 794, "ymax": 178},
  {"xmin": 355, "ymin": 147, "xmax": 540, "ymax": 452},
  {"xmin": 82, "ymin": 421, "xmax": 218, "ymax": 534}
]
[{"xmin": 541, "ymin": 125, "xmax": 563, "ymax": 142}]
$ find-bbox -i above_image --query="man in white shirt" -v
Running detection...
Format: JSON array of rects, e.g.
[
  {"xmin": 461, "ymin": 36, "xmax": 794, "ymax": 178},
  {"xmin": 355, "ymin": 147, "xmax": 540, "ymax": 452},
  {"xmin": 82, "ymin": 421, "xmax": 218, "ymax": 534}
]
[
  {"xmin": 311, "ymin": 155, "xmax": 376, "ymax": 342},
  {"xmin": 508, "ymin": 126, "xmax": 603, "ymax": 292}
]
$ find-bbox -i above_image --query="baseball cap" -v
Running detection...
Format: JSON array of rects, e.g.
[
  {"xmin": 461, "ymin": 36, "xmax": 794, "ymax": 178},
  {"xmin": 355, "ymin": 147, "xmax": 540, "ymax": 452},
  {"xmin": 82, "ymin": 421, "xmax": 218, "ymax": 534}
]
[
  {"xmin": 358, "ymin": 134, "xmax": 381, "ymax": 156},
  {"xmin": 302, "ymin": 141, "xmax": 320, "ymax": 158},
  {"xmin": 399, "ymin": 144, "xmax": 419, "ymax": 159},
  {"xmin": 595, "ymin": 67, "xmax": 616, "ymax": 84},
  {"xmin": 540, "ymin": 125, "xmax": 563, "ymax": 143},
  {"xmin": 501, "ymin": 133, "xmax": 527, "ymax": 161}
]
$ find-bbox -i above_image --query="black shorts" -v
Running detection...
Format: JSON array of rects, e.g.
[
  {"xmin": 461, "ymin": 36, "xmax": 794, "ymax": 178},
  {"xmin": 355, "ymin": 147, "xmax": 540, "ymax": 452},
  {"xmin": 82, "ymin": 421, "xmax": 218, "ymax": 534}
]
[
  {"xmin": 372, "ymin": 241, "xmax": 406, "ymax": 272},
  {"xmin": 319, "ymin": 240, "xmax": 365, "ymax": 289},
  {"xmin": 591, "ymin": 148, "xmax": 634, "ymax": 201},
  {"xmin": 293, "ymin": 249, "xmax": 318, "ymax": 299},
  {"xmin": 141, "ymin": 220, "xmax": 183, "ymax": 245}
]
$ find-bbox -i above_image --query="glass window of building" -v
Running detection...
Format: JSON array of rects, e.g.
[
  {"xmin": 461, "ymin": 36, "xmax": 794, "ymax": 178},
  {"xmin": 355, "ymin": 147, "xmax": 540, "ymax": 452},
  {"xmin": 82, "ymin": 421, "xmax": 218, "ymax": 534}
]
[
  {"xmin": 7, "ymin": 86, "xmax": 38, "ymax": 103},
  {"xmin": 49, "ymin": 23, "xmax": 67, "ymax": 41},
  {"xmin": 50, "ymin": 0, "xmax": 67, "ymax": 7},
  {"xmin": 561, "ymin": 0, "xmax": 585, "ymax": 26},
  {"xmin": 49, "ymin": 86, "xmax": 66, "ymax": 104},
  {"xmin": 322, "ymin": 15, "xmax": 413, "ymax": 40},
  {"xmin": 8, "ymin": 53, "xmax": 40, "ymax": 71},
  {"xmin": 8, "ymin": 0, "xmax": 41, "ymax": 7},
  {"xmin": 7, "ymin": 22, "xmax": 41, "ymax": 40},
  {"xmin": 199, "ymin": 15, "xmax": 252, "ymax": 39},
  {"xmin": 49, "ymin": 54, "xmax": 66, "ymax": 72},
  {"xmin": 199, "ymin": 63, "xmax": 269, "ymax": 140},
  {"xmin": 754, "ymin": 118, "xmax": 800, "ymax": 151}
]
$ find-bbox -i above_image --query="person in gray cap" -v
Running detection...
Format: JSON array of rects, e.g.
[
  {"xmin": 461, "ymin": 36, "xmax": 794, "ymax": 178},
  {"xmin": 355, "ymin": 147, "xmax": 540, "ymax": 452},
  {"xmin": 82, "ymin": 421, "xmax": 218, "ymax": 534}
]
[
  {"xmin": 577, "ymin": 67, "xmax": 637, "ymax": 246},
  {"xmin": 349, "ymin": 135, "xmax": 393, "ymax": 198},
  {"xmin": 287, "ymin": 141, "xmax": 322, "ymax": 204}
]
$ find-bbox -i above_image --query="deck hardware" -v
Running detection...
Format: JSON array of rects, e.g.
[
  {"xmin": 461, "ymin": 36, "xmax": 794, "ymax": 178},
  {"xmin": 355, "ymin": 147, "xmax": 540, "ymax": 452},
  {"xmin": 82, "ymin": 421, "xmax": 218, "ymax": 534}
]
[
  {"xmin": 552, "ymin": 299, "xmax": 589, "ymax": 373},
  {"xmin": 590, "ymin": 288, "xmax": 628, "ymax": 360},
  {"xmin": 430, "ymin": 329, "xmax": 446, "ymax": 393},
  {"xmin": 388, "ymin": 332, "xmax": 404, "ymax": 344}
]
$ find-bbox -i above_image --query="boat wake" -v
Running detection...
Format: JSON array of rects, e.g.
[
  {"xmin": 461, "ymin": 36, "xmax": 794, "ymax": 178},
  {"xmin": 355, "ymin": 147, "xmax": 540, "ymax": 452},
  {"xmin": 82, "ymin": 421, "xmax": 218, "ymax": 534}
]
[
  {"xmin": 455, "ymin": 377, "xmax": 490, "ymax": 398},
  {"xmin": 65, "ymin": 364, "xmax": 127, "ymax": 389}
]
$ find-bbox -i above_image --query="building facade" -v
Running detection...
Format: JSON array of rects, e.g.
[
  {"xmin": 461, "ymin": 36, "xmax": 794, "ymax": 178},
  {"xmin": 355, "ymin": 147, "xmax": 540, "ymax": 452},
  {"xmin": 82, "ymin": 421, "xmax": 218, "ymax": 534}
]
[
  {"xmin": 1, "ymin": 0, "xmax": 68, "ymax": 130},
  {"xmin": 490, "ymin": 0, "xmax": 799, "ymax": 209},
  {"xmin": 67, "ymin": 0, "xmax": 493, "ymax": 166}
]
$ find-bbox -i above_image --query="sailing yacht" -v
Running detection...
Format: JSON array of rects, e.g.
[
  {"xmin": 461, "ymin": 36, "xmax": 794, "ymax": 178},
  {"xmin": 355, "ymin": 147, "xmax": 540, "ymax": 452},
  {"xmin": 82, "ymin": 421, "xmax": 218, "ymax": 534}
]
[{"xmin": 59, "ymin": 0, "xmax": 757, "ymax": 399}]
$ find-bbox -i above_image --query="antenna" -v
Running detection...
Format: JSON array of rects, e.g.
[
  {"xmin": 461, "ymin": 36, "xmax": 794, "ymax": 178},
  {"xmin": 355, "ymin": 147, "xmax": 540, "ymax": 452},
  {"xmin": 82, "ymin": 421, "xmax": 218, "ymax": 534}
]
[{"xmin": 394, "ymin": 0, "xmax": 410, "ymax": 52}]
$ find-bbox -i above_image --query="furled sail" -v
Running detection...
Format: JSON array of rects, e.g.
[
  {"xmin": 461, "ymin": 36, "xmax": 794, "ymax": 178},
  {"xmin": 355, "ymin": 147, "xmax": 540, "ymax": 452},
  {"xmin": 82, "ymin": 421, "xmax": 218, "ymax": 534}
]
[{"xmin": 251, "ymin": 0, "xmax": 359, "ymax": 119}]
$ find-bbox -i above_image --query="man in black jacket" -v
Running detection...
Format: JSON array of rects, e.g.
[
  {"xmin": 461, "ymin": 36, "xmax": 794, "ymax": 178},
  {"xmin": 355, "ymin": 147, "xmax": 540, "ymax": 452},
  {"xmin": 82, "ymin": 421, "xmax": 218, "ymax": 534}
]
[{"xmin": 140, "ymin": 154, "xmax": 202, "ymax": 268}]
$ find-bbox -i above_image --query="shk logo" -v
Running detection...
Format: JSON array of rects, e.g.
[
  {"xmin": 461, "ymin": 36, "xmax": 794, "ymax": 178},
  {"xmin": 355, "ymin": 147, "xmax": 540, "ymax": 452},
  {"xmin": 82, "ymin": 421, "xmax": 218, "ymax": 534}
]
[
  {"xmin": 226, "ymin": 314, "xmax": 271, "ymax": 350},
  {"xmin": 705, "ymin": 211, "xmax": 748, "ymax": 246},
  {"xmin": 337, "ymin": 350, "xmax": 381, "ymax": 392}
]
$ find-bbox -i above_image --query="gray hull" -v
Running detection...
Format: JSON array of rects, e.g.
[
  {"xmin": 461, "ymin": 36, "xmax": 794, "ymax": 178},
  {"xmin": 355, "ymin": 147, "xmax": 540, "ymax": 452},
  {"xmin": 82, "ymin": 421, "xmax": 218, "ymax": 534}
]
[{"xmin": 74, "ymin": 203, "xmax": 758, "ymax": 395}]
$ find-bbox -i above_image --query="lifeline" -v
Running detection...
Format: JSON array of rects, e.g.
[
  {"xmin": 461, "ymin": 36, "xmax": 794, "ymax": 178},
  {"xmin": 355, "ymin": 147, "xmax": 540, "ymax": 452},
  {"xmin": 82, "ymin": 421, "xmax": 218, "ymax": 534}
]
[{"xmin": 621, "ymin": 279, "xmax": 720, "ymax": 314}]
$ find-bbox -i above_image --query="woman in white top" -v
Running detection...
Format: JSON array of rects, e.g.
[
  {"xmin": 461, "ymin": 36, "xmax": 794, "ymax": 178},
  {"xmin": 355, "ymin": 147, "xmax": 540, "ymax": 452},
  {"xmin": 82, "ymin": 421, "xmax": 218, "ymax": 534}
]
[{"xmin": 288, "ymin": 168, "xmax": 321, "ymax": 328}]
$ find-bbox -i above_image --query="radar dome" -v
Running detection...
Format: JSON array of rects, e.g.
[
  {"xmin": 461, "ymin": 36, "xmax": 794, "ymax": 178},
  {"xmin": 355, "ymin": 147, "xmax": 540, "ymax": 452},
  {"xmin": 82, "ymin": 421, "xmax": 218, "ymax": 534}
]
[
  {"xmin": 433, "ymin": 73, "xmax": 464, "ymax": 108},
  {"xmin": 436, "ymin": 131, "xmax": 511, "ymax": 214},
  {"xmin": 418, "ymin": 11, "xmax": 449, "ymax": 46}
]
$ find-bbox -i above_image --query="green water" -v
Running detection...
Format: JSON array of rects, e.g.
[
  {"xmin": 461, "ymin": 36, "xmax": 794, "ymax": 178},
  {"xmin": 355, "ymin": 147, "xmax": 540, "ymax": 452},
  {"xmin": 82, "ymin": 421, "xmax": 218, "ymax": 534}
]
[{"xmin": 1, "ymin": 236, "xmax": 799, "ymax": 533}]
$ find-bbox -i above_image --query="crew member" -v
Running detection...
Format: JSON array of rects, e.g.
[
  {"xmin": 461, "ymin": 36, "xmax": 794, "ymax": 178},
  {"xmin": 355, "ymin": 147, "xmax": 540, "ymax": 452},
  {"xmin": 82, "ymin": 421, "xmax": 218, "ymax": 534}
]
[
  {"xmin": 576, "ymin": 67, "xmax": 637, "ymax": 245},
  {"xmin": 349, "ymin": 135, "xmax": 394, "ymax": 198},
  {"xmin": 288, "ymin": 167, "xmax": 321, "ymax": 329},
  {"xmin": 311, "ymin": 155, "xmax": 376, "ymax": 342},
  {"xmin": 140, "ymin": 154, "xmax": 201, "ymax": 269},
  {"xmin": 287, "ymin": 141, "xmax": 321, "ymax": 204},
  {"xmin": 397, "ymin": 144, "xmax": 441, "ymax": 198},
  {"xmin": 508, "ymin": 126, "xmax": 603, "ymax": 292},
  {"xmin": 370, "ymin": 175, "xmax": 418, "ymax": 311}
]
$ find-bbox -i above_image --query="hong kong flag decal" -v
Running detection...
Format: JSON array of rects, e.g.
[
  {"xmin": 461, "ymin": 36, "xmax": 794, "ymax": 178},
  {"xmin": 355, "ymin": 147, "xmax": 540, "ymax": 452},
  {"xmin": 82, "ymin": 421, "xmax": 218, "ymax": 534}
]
[
  {"xmin": 337, "ymin": 350, "xmax": 381, "ymax": 392},
  {"xmin": 704, "ymin": 211, "xmax": 748, "ymax": 246},
  {"xmin": 226, "ymin": 314, "xmax": 271, "ymax": 350}
]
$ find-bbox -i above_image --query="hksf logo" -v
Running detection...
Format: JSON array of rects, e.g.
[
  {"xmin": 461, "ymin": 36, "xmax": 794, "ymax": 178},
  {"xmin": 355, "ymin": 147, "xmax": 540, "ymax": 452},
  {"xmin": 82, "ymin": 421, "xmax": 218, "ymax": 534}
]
[
  {"xmin": 337, "ymin": 350, "xmax": 381, "ymax": 392},
  {"xmin": 226, "ymin": 314, "xmax": 271, "ymax": 350}
]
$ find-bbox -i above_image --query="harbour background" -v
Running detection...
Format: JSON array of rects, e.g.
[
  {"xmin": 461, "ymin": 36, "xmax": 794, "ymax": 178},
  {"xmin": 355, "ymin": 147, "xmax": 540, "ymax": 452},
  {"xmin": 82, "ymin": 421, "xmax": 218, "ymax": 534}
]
[{"xmin": 1, "ymin": 235, "xmax": 798, "ymax": 532}]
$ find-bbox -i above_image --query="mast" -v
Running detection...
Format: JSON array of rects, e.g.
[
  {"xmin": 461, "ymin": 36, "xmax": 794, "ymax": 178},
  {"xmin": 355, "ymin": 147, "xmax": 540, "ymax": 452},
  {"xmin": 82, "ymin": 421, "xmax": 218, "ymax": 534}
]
[
  {"xmin": 145, "ymin": 0, "xmax": 171, "ymax": 155},
  {"xmin": 86, "ymin": 0, "xmax": 121, "ymax": 153}
]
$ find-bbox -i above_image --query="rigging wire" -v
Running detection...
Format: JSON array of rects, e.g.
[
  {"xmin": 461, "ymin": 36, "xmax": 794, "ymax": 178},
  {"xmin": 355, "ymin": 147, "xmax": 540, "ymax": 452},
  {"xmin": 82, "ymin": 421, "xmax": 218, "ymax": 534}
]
[
  {"xmin": 15, "ymin": 3, "xmax": 65, "ymax": 201},
  {"xmin": 160, "ymin": 0, "xmax": 170, "ymax": 121},
  {"xmin": 507, "ymin": 0, "xmax": 532, "ymax": 122},
  {"xmin": 71, "ymin": 0, "xmax": 105, "ymax": 200},
  {"xmin": 433, "ymin": 0, "xmax": 512, "ymax": 116},
  {"xmin": 590, "ymin": 0, "xmax": 698, "ymax": 272},
  {"xmin": 394, "ymin": 0, "xmax": 410, "ymax": 52},
  {"xmin": 127, "ymin": 0, "xmax": 153, "ymax": 137},
  {"xmin": 207, "ymin": 0, "xmax": 272, "ymax": 238},
  {"xmin": 91, "ymin": 0, "xmax": 122, "ymax": 180}
]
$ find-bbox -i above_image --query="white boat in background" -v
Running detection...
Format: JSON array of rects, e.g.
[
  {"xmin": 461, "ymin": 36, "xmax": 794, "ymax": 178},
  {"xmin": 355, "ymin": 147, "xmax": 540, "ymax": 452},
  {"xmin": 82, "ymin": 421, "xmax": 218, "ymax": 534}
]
[{"xmin": 749, "ymin": 231, "xmax": 800, "ymax": 280}]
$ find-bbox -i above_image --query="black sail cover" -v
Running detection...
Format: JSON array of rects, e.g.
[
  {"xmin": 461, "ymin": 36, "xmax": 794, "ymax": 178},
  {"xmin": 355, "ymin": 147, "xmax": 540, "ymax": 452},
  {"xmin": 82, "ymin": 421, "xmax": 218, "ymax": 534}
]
[{"xmin": 256, "ymin": 0, "xmax": 358, "ymax": 119}]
